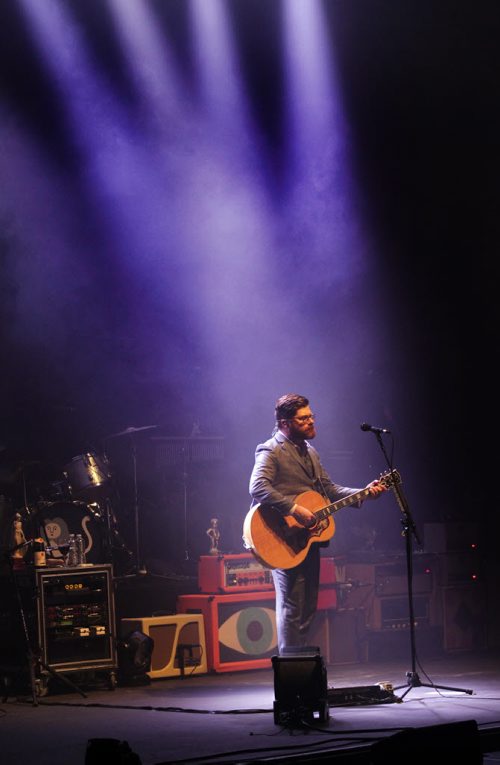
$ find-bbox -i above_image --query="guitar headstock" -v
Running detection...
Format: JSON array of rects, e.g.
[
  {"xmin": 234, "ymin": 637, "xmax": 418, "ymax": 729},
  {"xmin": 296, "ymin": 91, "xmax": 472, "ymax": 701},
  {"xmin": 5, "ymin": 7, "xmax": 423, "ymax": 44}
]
[{"xmin": 379, "ymin": 469, "xmax": 402, "ymax": 489}]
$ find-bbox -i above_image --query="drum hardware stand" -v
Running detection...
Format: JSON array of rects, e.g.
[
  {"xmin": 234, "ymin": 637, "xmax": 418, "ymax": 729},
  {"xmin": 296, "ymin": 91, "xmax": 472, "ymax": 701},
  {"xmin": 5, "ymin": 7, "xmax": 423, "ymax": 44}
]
[
  {"xmin": 366, "ymin": 428, "xmax": 473, "ymax": 700},
  {"xmin": 2, "ymin": 541, "xmax": 38, "ymax": 705},
  {"xmin": 181, "ymin": 446, "xmax": 190, "ymax": 562},
  {"xmin": 97, "ymin": 498, "xmax": 133, "ymax": 570},
  {"xmin": 130, "ymin": 436, "xmax": 146, "ymax": 575},
  {"xmin": 152, "ymin": 435, "xmax": 225, "ymax": 566},
  {"xmin": 104, "ymin": 426, "xmax": 159, "ymax": 579},
  {"xmin": 18, "ymin": 460, "xmax": 41, "ymax": 539}
]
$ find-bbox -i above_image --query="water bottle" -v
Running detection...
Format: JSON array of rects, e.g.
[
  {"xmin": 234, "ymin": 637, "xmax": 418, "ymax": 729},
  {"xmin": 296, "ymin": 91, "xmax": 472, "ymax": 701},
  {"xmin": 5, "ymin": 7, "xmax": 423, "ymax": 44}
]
[
  {"xmin": 75, "ymin": 533, "xmax": 86, "ymax": 566},
  {"xmin": 67, "ymin": 534, "xmax": 78, "ymax": 567}
]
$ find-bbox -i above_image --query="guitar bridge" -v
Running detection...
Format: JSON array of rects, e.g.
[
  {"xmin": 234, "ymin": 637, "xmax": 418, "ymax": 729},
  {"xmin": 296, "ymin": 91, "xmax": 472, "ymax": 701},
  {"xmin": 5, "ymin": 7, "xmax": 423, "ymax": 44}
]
[{"xmin": 309, "ymin": 518, "xmax": 328, "ymax": 538}]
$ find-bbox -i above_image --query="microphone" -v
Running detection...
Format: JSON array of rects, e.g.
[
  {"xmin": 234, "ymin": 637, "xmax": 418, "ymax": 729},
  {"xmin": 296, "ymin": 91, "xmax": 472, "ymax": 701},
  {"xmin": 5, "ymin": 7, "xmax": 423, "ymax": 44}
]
[{"xmin": 360, "ymin": 422, "xmax": 391, "ymax": 434}]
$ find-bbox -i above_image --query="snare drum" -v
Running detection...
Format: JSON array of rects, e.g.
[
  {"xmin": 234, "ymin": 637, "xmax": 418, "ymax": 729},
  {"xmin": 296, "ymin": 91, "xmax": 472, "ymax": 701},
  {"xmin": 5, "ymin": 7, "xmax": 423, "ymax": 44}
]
[
  {"xmin": 35, "ymin": 500, "xmax": 106, "ymax": 565},
  {"xmin": 63, "ymin": 453, "xmax": 111, "ymax": 500}
]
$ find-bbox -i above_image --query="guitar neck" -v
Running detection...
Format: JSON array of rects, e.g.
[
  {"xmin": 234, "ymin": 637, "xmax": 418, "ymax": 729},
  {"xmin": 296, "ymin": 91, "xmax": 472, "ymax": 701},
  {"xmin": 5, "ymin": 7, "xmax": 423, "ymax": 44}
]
[{"xmin": 317, "ymin": 487, "xmax": 371, "ymax": 521}]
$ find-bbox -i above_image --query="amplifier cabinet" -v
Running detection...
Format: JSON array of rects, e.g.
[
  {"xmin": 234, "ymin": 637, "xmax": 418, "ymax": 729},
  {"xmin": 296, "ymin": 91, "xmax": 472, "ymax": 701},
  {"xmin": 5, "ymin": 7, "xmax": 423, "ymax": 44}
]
[
  {"xmin": 319, "ymin": 557, "xmax": 337, "ymax": 586},
  {"xmin": 424, "ymin": 522, "xmax": 481, "ymax": 553},
  {"xmin": 36, "ymin": 564, "xmax": 117, "ymax": 673},
  {"xmin": 341, "ymin": 559, "xmax": 437, "ymax": 630},
  {"xmin": 318, "ymin": 556, "xmax": 337, "ymax": 610},
  {"xmin": 343, "ymin": 561, "xmax": 434, "ymax": 598},
  {"xmin": 198, "ymin": 554, "xmax": 274, "ymax": 593},
  {"xmin": 177, "ymin": 592, "xmax": 278, "ymax": 672},
  {"xmin": 120, "ymin": 615, "xmax": 207, "ymax": 678},
  {"xmin": 442, "ymin": 584, "xmax": 487, "ymax": 652},
  {"xmin": 430, "ymin": 553, "xmax": 483, "ymax": 586},
  {"xmin": 309, "ymin": 608, "xmax": 368, "ymax": 665},
  {"xmin": 372, "ymin": 593, "xmax": 435, "ymax": 631},
  {"xmin": 197, "ymin": 554, "xmax": 337, "ymax": 606}
]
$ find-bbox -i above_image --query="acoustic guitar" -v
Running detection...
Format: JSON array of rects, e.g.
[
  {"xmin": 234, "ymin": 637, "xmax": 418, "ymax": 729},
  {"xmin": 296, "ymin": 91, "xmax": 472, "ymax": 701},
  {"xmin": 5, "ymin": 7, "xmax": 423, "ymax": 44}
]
[{"xmin": 242, "ymin": 469, "xmax": 401, "ymax": 570}]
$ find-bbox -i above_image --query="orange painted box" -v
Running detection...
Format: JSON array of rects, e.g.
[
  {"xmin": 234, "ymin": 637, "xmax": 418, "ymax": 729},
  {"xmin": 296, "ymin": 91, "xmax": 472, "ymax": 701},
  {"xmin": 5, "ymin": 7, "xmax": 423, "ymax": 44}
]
[
  {"xmin": 198, "ymin": 553, "xmax": 274, "ymax": 593},
  {"xmin": 177, "ymin": 591, "xmax": 277, "ymax": 673}
]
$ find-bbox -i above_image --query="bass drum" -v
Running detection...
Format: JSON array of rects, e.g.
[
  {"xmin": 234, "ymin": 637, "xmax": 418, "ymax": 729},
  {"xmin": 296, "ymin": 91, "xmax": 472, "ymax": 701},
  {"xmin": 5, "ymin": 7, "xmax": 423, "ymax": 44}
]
[
  {"xmin": 63, "ymin": 453, "xmax": 111, "ymax": 501},
  {"xmin": 35, "ymin": 501, "xmax": 107, "ymax": 565}
]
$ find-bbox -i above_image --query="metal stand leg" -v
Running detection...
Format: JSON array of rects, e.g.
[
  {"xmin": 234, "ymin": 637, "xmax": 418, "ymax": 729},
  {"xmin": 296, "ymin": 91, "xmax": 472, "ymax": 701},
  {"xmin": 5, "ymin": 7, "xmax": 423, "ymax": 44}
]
[
  {"xmin": 39, "ymin": 661, "xmax": 87, "ymax": 698},
  {"xmin": 393, "ymin": 521, "xmax": 473, "ymax": 699},
  {"xmin": 368, "ymin": 432, "xmax": 474, "ymax": 700},
  {"xmin": 4, "ymin": 555, "xmax": 39, "ymax": 705}
]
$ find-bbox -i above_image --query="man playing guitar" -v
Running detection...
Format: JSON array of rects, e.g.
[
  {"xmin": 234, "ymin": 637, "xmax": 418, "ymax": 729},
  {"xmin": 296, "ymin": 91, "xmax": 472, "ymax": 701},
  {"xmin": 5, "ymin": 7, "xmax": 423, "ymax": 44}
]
[{"xmin": 247, "ymin": 393, "xmax": 386, "ymax": 654}]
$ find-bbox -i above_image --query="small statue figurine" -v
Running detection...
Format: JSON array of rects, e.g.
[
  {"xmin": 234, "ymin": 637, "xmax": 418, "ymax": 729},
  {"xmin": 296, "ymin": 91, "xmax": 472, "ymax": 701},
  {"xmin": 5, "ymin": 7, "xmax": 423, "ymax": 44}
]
[
  {"xmin": 206, "ymin": 517, "xmax": 220, "ymax": 555},
  {"xmin": 11, "ymin": 512, "xmax": 28, "ymax": 565}
]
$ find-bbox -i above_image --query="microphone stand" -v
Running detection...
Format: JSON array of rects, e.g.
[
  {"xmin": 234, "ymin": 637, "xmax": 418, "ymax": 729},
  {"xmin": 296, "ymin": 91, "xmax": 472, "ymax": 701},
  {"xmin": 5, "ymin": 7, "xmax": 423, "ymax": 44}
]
[{"xmin": 368, "ymin": 430, "xmax": 473, "ymax": 699}]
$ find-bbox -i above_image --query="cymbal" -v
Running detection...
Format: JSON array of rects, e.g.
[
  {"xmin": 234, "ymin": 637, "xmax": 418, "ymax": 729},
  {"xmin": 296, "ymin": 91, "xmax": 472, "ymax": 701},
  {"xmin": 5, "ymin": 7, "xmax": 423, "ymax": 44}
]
[
  {"xmin": 0, "ymin": 451, "xmax": 41, "ymax": 466},
  {"xmin": 106, "ymin": 425, "xmax": 158, "ymax": 439}
]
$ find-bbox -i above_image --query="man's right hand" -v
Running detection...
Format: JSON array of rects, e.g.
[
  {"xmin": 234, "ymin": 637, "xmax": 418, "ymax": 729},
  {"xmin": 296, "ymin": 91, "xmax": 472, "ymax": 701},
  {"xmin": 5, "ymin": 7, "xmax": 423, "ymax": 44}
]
[{"xmin": 291, "ymin": 504, "xmax": 317, "ymax": 529}]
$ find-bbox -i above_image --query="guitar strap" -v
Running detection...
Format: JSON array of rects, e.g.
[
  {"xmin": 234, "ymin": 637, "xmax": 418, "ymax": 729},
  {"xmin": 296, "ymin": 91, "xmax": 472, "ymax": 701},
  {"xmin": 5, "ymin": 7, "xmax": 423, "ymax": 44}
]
[
  {"xmin": 306, "ymin": 445, "xmax": 329, "ymax": 500},
  {"xmin": 301, "ymin": 445, "xmax": 314, "ymax": 478}
]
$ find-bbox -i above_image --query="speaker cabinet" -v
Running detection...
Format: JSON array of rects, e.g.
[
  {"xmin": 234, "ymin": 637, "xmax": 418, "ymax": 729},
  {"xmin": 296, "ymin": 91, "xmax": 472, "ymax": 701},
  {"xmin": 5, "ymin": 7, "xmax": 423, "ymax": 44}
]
[
  {"xmin": 272, "ymin": 653, "xmax": 329, "ymax": 725},
  {"xmin": 331, "ymin": 608, "xmax": 367, "ymax": 665},
  {"xmin": 120, "ymin": 615, "xmax": 207, "ymax": 678},
  {"xmin": 442, "ymin": 584, "xmax": 487, "ymax": 651},
  {"xmin": 177, "ymin": 592, "xmax": 277, "ymax": 672},
  {"xmin": 431, "ymin": 552, "xmax": 483, "ymax": 586},
  {"xmin": 176, "ymin": 590, "xmax": 337, "ymax": 673},
  {"xmin": 308, "ymin": 608, "xmax": 368, "ymax": 665},
  {"xmin": 424, "ymin": 522, "xmax": 481, "ymax": 553}
]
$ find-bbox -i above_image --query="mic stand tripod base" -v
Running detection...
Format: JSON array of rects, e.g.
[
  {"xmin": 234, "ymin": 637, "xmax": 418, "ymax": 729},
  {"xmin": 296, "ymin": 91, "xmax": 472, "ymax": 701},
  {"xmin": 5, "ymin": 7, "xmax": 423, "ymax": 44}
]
[{"xmin": 394, "ymin": 670, "xmax": 473, "ymax": 701}]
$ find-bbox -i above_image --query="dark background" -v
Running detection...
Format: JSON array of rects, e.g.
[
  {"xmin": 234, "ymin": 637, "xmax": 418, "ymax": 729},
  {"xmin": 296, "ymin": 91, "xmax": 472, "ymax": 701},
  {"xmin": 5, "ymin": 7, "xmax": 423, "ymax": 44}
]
[{"xmin": 0, "ymin": 1, "xmax": 498, "ymax": 570}]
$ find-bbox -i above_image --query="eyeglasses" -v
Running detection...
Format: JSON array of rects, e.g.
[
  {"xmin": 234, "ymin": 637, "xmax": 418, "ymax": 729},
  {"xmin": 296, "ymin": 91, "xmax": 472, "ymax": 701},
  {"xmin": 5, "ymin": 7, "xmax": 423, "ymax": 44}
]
[{"xmin": 292, "ymin": 414, "xmax": 315, "ymax": 423}]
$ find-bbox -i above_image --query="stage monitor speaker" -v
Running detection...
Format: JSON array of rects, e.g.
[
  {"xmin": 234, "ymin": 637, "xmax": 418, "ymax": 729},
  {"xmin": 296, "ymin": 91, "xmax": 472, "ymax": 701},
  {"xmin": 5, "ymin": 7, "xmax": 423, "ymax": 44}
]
[
  {"xmin": 370, "ymin": 719, "xmax": 481, "ymax": 763},
  {"xmin": 120, "ymin": 615, "xmax": 207, "ymax": 678},
  {"xmin": 272, "ymin": 652, "xmax": 329, "ymax": 726}
]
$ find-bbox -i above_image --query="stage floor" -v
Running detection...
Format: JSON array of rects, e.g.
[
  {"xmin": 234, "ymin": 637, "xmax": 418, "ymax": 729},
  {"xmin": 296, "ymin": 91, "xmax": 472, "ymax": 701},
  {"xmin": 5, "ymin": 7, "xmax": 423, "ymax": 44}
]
[{"xmin": 2, "ymin": 648, "xmax": 500, "ymax": 764}]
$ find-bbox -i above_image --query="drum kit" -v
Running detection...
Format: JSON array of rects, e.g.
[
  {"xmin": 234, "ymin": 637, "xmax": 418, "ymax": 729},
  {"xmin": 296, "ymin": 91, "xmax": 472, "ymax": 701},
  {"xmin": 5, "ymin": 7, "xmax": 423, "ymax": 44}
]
[
  {"xmin": 6, "ymin": 426, "xmax": 159, "ymax": 574},
  {"xmin": 34, "ymin": 452, "xmax": 116, "ymax": 566}
]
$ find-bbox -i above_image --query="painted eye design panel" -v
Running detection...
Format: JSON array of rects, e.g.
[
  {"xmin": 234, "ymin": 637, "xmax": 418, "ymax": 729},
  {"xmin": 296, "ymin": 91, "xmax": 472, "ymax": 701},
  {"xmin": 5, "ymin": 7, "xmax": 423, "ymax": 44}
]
[{"xmin": 218, "ymin": 606, "xmax": 277, "ymax": 655}]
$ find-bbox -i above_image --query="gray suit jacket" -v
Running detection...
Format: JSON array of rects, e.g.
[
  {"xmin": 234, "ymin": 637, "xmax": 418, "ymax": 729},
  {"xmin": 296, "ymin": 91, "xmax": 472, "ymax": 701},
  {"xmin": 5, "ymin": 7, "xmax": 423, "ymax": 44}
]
[{"xmin": 249, "ymin": 431, "xmax": 360, "ymax": 516}]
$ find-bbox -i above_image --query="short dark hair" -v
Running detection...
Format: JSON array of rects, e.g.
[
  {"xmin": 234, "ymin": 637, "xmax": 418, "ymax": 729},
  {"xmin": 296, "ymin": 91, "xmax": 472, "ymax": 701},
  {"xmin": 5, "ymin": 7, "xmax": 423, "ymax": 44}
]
[{"xmin": 275, "ymin": 393, "xmax": 309, "ymax": 424}]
